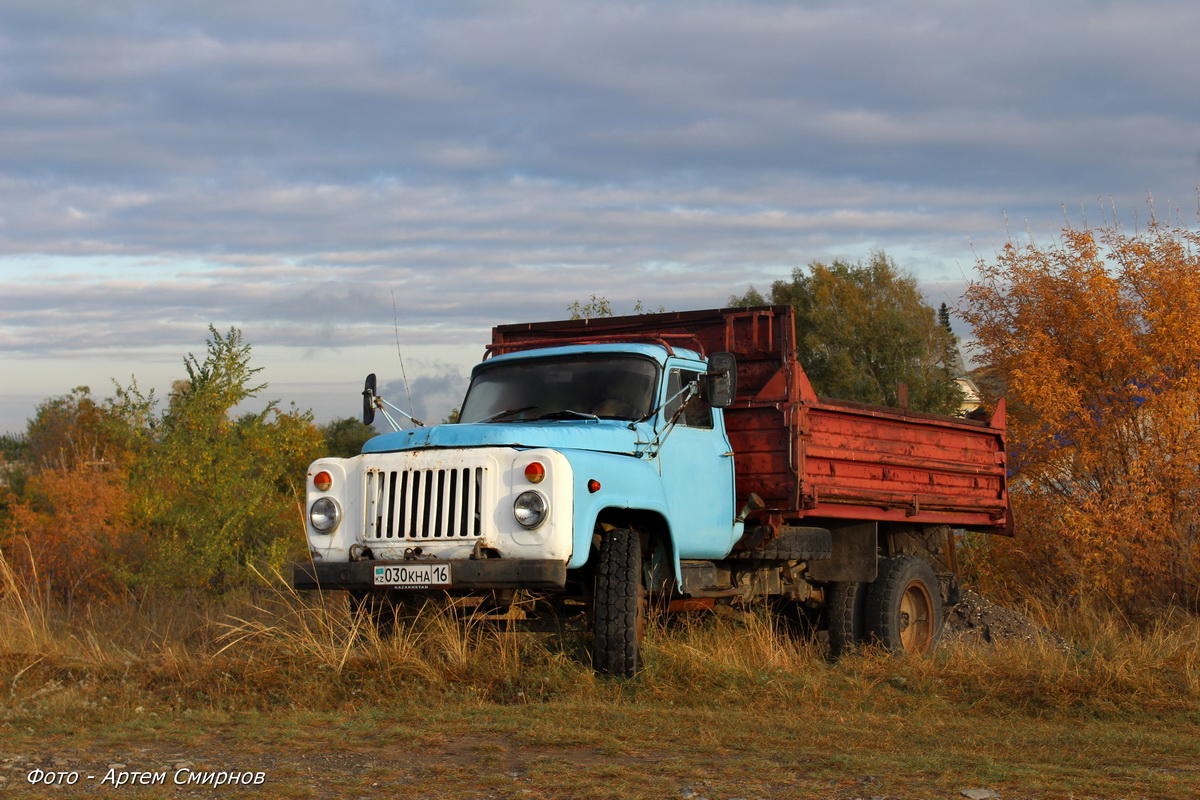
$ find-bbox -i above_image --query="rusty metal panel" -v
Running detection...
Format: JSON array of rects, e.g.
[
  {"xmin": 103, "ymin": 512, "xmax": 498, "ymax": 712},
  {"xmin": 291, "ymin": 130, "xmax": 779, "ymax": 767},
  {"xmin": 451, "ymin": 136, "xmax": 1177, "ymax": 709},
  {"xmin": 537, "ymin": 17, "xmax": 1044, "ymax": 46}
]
[
  {"xmin": 806, "ymin": 521, "xmax": 878, "ymax": 583},
  {"xmin": 798, "ymin": 400, "xmax": 1010, "ymax": 533}
]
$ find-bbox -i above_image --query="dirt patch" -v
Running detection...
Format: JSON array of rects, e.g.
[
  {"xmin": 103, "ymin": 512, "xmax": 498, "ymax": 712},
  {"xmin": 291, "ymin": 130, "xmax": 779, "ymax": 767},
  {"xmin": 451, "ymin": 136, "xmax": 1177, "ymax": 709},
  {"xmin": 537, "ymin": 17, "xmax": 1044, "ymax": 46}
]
[{"xmin": 944, "ymin": 588, "xmax": 1070, "ymax": 649}]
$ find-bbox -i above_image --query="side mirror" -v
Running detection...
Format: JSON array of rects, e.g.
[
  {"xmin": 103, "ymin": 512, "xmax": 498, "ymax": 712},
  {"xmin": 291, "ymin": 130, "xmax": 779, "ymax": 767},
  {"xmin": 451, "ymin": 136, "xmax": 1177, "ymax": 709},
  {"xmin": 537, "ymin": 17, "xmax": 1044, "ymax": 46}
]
[
  {"xmin": 362, "ymin": 373, "xmax": 378, "ymax": 425},
  {"xmin": 702, "ymin": 352, "xmax": 737, "ymax": 408}
]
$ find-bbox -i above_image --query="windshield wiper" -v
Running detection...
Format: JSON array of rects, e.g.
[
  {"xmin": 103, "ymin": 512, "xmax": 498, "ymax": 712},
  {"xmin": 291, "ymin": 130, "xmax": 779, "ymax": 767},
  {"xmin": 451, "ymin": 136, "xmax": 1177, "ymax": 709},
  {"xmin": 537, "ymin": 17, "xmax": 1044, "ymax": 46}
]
[
  {"xmin": 534, "ymin": 409, "xmax": 600, "ymax": 421},
  {"xmin": 480, "ymin": 406, "xmax": 538, "ymax": 423}
]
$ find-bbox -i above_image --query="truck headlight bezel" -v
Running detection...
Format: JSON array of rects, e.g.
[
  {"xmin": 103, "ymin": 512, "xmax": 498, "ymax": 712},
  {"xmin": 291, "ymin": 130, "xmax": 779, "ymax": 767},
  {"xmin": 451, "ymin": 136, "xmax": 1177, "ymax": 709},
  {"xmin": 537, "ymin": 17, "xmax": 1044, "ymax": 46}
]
[
  {"xmin": 310, "ymin": 497, "xmax": 342, "ymax": 533},
  {"xmin": 513, "ymin": 491, "xmax": 549, "ymax": 529}
]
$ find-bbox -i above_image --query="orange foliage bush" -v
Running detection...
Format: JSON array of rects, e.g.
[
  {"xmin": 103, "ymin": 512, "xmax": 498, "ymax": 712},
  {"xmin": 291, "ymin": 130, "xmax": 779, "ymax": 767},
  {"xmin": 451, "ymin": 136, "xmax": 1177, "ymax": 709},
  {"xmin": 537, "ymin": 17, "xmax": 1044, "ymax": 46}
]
[
  {"xmin": 4, "ymin": 387, "xmax": 140, "ymax": 602},
  {"xmin": 8, "ymin": 465, "xmax": 133, "ymax": 602},
  {"xmin": 961, "ymin": 223, "xmax": 1200, "ymax": 615},
  {"xmin": 1, "ymin": 330, "xmax": 324, "ymax": 600}
]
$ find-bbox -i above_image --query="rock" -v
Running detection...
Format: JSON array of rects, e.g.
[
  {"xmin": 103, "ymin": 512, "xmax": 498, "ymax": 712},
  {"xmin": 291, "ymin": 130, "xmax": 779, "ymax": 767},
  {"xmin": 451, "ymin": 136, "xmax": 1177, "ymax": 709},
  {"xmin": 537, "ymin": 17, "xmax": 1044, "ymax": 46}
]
[{"xmin": 960, "ymin": 790, "xmax": 1000, "ymax": 800}]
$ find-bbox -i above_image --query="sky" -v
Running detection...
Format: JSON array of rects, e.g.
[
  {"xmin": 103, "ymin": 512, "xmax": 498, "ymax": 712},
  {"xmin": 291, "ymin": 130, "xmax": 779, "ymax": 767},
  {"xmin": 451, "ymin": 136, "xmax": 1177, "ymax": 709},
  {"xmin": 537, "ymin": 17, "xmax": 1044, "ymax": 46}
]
[{"xmin": 3, "ymin": 0, "xmax": 1200, "ymax": 435}]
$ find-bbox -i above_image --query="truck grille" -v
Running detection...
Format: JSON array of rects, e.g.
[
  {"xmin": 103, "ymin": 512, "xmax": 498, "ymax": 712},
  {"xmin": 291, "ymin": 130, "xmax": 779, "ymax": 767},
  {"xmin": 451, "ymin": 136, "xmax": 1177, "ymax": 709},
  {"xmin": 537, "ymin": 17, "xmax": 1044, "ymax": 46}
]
[{"xmin": 364, "ymin": 466, "xmax": 486, "ymax": 541}]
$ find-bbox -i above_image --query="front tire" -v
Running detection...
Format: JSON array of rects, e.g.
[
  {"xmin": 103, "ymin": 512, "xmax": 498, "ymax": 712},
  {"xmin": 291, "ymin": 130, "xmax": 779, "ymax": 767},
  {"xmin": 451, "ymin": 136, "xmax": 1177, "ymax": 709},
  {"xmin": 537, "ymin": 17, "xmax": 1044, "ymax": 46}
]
[
  {"xmin": 865, "ymin": 555, "xmax": 943, "ymax": 654},
  {"xmin": 348, "ymin": 590, "xmax": 398, "ymax": 638},
  {"xmin": 592, "ymin": 528, "xmax": 645, "ymax": 677}
]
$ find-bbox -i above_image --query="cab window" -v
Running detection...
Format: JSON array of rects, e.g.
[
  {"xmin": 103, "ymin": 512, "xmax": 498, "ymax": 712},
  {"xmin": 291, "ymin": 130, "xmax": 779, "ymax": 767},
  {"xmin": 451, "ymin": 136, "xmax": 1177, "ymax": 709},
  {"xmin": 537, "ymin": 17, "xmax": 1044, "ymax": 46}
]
[{"xmin": 664, "ymin": 369, "xmax": 712, "ymax": 428}]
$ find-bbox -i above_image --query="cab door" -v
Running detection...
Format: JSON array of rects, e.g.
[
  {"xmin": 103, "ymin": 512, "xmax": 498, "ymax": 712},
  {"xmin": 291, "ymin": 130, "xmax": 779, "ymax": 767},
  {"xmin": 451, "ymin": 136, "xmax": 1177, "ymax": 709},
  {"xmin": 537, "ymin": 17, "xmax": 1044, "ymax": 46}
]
[{"xmin": 655, "ymin": 366, "xmax": 738, "ymax": 559}]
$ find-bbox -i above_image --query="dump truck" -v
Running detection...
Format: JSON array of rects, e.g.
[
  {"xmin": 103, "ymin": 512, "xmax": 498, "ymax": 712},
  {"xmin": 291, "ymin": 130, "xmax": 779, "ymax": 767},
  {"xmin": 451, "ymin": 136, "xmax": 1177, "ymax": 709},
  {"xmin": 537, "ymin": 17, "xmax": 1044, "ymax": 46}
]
[{"xmin": 293, "ymin": 305, "xmax": 1010, "ymax": 676}]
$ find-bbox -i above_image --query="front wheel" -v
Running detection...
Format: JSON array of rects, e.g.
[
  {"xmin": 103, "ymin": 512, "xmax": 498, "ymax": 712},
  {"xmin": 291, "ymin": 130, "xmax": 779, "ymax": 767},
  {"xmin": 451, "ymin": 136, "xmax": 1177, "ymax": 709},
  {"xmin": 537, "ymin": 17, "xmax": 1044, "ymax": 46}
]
[
  {"xmin": 865, "ymin": 555, "xmax": 943, "ymax": 654},
  {"xmin": 592, "ymin": 528, "xmax": 645, "ymax": 677},
  {"xmin": 348, "ymin": 590, "xmax": 398, "ymax": 638}
]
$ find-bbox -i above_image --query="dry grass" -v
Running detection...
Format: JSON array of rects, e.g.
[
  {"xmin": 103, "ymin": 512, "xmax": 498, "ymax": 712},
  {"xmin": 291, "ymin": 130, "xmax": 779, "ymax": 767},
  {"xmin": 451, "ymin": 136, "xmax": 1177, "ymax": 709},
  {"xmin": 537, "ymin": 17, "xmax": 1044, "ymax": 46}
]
[
  {"xmin": 3, "ymin": 550, "xmax": 1199, "ymax": 716},
  {"xmin": 3, "ymin": 552, "xmax": 1199, "ymax": 798}
]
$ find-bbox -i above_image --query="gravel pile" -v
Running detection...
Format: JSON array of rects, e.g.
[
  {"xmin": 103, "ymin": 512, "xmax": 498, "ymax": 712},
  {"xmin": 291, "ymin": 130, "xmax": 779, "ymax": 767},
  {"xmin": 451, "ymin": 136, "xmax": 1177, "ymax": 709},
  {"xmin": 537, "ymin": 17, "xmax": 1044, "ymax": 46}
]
[{"xmin": 943, "ymin": 588, "xmax": 1070, "ymax": 650}]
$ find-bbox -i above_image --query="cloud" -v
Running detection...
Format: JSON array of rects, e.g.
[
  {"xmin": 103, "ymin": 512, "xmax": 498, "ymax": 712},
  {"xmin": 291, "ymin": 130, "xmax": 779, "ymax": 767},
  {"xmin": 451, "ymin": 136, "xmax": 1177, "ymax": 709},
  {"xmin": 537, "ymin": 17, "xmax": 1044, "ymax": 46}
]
[{"xmin": 3, "ymin": 0, "xmax": 1200, "ymax": 432}]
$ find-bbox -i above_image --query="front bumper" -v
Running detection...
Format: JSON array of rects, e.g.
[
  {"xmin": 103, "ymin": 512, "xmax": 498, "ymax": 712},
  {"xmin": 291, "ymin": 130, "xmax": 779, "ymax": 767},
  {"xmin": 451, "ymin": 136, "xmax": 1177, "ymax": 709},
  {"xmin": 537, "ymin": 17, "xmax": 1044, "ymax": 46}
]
[{"xmin": 292, "ymin": 559, "xmax": 568, "ymax": 591}]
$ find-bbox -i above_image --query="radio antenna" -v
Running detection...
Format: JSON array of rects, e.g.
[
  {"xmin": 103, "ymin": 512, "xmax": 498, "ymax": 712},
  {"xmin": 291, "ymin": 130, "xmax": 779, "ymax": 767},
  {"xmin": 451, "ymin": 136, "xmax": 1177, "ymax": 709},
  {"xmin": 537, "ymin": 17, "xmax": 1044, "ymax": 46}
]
[{"xmin": 391, "ymin": 290, "xmax": 420, "ymax": 425}]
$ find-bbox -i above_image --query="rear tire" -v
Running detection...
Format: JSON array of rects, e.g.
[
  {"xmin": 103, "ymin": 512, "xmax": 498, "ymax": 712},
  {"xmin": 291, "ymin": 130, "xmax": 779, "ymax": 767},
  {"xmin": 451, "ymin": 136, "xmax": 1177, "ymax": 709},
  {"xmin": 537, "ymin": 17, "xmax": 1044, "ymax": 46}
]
[
  {"xmin": 826, "ymin": 581, "xmax": 867, "ymax": 660},
  {"xmin": 592, "ymin": 528, "xmax": 645, "ymax": 677},
  {"xmin": 865, "ymin": 555, "xmax": 943, "ymax": 654}
]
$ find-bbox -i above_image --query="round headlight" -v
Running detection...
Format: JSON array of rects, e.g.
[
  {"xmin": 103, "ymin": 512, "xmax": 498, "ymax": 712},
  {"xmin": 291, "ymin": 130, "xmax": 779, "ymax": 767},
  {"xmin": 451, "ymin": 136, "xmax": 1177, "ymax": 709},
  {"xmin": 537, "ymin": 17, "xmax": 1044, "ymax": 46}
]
[
  {"xmin": 513, "ymin": 491, "xmax": 548, "ymax": 529},
  {"xmin": 310, "ymin": 497, "xmax": 341, "ymax": 533}
]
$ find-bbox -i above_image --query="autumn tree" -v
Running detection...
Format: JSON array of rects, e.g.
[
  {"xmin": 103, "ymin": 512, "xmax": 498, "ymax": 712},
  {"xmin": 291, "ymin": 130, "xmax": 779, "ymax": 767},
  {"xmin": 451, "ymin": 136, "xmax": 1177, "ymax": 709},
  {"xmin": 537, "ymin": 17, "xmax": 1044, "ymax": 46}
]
[
  {"xmin": 567, "ymin": 295, "xmax": 615, "ymax": 320},
  {"xmin": 960, "ymin": 223, "xmax": 1200, "ymax": 615},
  {"xmin": 567, "ymin": 296, "xmax": 666, "ymax": 320},
  {"xmin": 732, "ymin": 251, "xmax": 964, "ymax": 414},
  {"xmin": 128, "ymin": 326, "xmax": 323, "ymax": 590},
  {"xmin": 2, "ymin": 388, "xmax": 136, "ymax": 603},
  {"xmin": 319, "ymin": 417, "xmax": 378, "ymax": 457},
  {"xmin": 2, "ymin": 327, "xmax": 325, "ymax": 599},
  {"xmin": 1, "ymin": 432, "xmax": 30, "ymax": 501}
]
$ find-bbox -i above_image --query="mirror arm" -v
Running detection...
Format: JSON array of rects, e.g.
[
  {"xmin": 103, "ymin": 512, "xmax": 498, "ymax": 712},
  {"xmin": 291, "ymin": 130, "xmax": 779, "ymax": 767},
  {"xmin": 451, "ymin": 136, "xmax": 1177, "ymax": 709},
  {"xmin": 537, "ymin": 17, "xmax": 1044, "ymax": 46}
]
[{"xmin": 362, "ymin": 372, "xmax": 426, "ymax": 431}]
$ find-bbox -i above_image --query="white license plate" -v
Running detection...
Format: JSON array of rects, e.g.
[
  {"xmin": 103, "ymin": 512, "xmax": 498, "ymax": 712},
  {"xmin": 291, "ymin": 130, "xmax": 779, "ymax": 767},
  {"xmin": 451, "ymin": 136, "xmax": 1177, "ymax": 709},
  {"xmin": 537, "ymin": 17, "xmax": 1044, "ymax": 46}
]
[{"xmin": 373, "ymin": 563, "xmax": 451, "ymax": 588}]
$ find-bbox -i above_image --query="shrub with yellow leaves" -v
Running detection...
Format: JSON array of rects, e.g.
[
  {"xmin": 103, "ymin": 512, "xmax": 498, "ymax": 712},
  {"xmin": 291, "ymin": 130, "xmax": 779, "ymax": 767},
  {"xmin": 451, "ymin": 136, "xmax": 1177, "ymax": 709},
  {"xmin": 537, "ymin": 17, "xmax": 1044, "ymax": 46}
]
[{"xmin": 960, "ymin": 222, "xmax": 1200, "ymax": 617}]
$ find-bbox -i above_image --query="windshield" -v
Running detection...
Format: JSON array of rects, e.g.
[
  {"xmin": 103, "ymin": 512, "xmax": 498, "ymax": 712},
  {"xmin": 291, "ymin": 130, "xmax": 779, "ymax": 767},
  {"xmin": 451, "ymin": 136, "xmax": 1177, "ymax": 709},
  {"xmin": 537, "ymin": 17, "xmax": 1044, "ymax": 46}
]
[{"xmin": 459, "ymin": 354, "xmax": 660, "ymax": 423}]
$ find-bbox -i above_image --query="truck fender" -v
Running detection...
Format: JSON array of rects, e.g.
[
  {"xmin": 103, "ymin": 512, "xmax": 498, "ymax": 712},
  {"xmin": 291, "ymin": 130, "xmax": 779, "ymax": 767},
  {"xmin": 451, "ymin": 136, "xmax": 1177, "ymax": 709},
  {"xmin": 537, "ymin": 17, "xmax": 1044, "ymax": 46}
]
[{"xmin": 561, "ymin": 450, "xmax": 678, "ymax": 577}]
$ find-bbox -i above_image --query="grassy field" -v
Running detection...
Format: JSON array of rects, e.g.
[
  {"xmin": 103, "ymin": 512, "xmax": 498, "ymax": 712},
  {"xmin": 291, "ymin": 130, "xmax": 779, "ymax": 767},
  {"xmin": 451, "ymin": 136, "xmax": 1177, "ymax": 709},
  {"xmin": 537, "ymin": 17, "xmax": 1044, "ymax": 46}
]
[{"xmin": 2, "ymin": 573, "xmax": 1198, "ymax": 799}]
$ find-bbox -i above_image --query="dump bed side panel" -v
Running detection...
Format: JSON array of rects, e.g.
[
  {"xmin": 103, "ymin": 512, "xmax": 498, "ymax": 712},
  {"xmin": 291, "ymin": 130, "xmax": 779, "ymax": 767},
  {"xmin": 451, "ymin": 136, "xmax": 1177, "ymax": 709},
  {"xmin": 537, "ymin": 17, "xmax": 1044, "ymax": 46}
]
[
  {"xmin": 801, "ymin": 401, "xmax": 1010, "ymax": 533},
  {"xmin": 491, "ymin": 305, "xmax": 1010, "ymax": 535}
]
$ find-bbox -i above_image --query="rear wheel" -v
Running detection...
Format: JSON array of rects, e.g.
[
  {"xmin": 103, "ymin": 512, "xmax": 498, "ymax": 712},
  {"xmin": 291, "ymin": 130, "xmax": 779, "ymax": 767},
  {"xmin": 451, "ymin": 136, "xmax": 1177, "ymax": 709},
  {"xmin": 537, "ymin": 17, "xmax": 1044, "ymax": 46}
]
[
  {"xmin": 826, "ymin": 581, "xmax": 867, "ymax": 660},
  {"xmin": 865, "ymin": 555, "xmax": 942, "ymax": 654},
  {"xmin": 592, "ymin": 528, "xmax": 645, "ymax": 677}
]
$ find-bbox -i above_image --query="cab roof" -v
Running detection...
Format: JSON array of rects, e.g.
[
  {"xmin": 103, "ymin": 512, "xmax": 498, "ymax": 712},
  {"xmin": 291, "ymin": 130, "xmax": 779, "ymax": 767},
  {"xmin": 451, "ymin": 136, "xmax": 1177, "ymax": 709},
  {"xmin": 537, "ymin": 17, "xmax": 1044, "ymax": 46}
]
[{"xmin": 481, "ymin": 341, "xmax": 705, "ymax": 367}]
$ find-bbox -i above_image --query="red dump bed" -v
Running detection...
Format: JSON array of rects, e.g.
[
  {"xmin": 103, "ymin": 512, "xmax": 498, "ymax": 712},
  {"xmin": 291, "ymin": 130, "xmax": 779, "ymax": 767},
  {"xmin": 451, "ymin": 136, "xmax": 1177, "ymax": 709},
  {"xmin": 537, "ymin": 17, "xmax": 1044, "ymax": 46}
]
[{"xmin": 492, "ymin": 305, "xmax": 1011, "ymax": 535}]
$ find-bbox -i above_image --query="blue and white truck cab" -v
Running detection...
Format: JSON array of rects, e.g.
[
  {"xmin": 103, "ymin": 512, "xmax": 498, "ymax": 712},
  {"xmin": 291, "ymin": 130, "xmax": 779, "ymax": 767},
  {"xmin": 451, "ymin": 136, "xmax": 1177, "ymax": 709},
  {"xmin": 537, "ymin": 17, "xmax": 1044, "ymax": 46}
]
[{"xmin": 293, "ymin": 337, "xmax": 740, "ymax": 676}]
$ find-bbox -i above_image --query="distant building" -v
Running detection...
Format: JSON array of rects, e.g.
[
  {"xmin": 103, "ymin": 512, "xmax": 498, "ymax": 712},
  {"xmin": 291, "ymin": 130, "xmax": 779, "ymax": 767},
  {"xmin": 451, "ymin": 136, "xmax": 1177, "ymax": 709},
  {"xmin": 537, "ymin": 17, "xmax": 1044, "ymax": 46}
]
[{"xmin": 956, "ymin": 376, "xmax": 983, "ymax": 416}]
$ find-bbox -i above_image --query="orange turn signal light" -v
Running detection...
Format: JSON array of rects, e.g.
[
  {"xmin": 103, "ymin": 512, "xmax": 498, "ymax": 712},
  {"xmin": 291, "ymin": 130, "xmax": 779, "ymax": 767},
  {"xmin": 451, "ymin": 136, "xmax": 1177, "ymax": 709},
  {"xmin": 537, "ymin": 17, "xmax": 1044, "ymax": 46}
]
[
  {"xmin": 524, "ymin": 462, "xmax": 546, "ymax": 483},
  {"xmin": 313, "ymin": 470, "xmax": 334, "ymax": 492}
]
